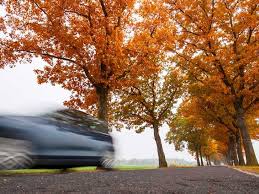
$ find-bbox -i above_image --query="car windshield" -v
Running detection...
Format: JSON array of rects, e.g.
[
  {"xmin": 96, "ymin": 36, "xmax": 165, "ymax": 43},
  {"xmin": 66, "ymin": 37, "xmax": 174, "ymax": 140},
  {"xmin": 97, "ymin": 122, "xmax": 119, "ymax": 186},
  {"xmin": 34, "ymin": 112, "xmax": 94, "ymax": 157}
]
[{"xmin": 43, "ymin": 109, "xmax": 108, "ymax": 132}]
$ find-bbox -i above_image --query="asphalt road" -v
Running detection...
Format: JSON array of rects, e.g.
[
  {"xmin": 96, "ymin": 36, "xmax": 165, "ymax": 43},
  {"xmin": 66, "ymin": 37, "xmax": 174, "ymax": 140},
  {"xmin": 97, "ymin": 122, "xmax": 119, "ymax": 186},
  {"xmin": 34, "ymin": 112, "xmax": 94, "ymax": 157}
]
[{"xmin": 0, "ymin": 166, "xmax": 258, "ymax": 194}]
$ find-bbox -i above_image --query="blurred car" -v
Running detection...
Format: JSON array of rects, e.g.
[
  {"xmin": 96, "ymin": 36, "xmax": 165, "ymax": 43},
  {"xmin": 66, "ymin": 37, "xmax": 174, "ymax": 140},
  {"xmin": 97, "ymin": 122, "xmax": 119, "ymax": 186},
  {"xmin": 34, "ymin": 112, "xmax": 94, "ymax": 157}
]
[{"xmin": 0, "ymin": 108, "xmax": 114, "ymax": 170}]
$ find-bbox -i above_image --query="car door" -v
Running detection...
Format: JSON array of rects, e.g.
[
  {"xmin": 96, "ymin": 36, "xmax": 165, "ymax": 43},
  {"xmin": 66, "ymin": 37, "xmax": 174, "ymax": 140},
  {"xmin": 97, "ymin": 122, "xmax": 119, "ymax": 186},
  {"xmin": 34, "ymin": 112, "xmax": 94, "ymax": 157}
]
[{"xmin": 53, "ymin": 121, "xmax": 103, "ymax": 158}]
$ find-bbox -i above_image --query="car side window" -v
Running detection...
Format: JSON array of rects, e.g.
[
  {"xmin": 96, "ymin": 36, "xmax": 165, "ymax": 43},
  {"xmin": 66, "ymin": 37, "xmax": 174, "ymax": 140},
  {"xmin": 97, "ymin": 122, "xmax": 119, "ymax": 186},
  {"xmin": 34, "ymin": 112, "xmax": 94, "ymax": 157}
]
[{"xmin": 43, "ymin": 109, "xmax": 108, "ymax": 133}]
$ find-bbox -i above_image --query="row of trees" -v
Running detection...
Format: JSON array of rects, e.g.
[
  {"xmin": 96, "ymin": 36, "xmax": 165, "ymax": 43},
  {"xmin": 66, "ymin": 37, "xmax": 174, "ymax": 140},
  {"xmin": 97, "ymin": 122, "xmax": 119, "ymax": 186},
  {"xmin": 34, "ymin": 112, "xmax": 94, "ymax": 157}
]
[
  {"xmin": 167, "ymin": 97, "xmax": 258, "ymax": 166},
  {"xmin": 1, "ymin": 0, "xmax": 258, "ymax": 167},
  {"xmin": 163, "ymin": 0, "xmax": 258, "ymax": 166}
]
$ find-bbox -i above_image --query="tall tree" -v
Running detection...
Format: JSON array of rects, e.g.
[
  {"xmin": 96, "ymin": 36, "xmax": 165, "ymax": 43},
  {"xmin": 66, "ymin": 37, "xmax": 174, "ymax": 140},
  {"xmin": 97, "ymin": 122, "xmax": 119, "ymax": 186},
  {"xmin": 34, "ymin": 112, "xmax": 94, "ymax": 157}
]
[
  {"xmin": 110, "ymin": 0, "xmax": 181, "ymax": 168},
  {"xmin": 113, "ymin": 67, "xmax": 184, "ymax": 168},
  {"xmin": 1, "ymin": 0, "xmax": 141, "ymax": 128},
  {"xmin": 165, "ymin": 0, "xmax": 258, "ymax": 165}
]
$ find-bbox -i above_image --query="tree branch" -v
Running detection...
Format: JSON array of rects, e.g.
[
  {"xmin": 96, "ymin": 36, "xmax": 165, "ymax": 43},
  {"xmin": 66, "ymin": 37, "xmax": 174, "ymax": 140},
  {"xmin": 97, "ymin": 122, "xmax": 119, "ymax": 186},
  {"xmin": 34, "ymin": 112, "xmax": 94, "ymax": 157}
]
[
  {"xmin": 244, "ymin": 97, "xmax": 259, "ymax": 113},
  {"xmin": 158, "ymin": 90, "xmax": 177, "ymax": 120},
  {"xmin": 16, "ymin": 49, "xmax": 96, "ymax": 85},
  {"xmin": 99, "ymin": 0, "xmax": 108, "ymax": 17}
]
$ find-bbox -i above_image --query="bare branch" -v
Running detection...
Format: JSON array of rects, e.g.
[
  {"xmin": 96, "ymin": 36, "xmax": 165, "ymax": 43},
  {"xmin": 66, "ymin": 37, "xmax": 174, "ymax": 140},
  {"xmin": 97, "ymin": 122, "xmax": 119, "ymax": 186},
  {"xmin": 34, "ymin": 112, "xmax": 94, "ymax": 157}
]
[
  {"xmin": 32, "ymin": 0, "xmax": 49, "ymax": 17},
  {"xmin": 16, "ymin": 49, "xmax": 96, "ymax": 85},
  {"xmin": 244, "ymin": 97, "xmax": 259, "ymax": 113},
  {"xmin": 99, "ymin": 0, "xmax": 108, "ymax": 17}
]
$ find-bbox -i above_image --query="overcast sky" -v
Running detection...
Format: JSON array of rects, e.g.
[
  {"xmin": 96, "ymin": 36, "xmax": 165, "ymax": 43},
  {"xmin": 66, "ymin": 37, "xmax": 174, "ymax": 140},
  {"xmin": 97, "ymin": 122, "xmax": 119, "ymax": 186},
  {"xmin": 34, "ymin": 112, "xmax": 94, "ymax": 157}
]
[{"xmin": 0, "ymin": 58, "xmax": 258, "ymax": 162}]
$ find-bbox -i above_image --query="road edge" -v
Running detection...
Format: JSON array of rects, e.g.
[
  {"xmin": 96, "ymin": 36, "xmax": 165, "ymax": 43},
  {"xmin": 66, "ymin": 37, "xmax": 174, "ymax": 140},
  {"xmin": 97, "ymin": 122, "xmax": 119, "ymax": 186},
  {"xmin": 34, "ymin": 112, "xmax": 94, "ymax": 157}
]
[{"xmin": 226, "ymin": 166, "xmax": 259, "ymax": 178}]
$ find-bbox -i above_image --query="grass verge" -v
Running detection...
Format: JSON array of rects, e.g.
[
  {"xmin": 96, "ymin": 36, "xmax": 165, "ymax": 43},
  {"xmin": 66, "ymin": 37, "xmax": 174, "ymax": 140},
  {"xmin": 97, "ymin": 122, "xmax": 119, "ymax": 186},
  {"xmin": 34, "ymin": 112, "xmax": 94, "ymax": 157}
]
[
  {"xmin": 169, "ymin": 165, "xmax": 195, "ymax": 168},
  {"xmin": 0, "ymin": 166, "xmax": 156, "ymax": 175},
  {"xmin": 234, "ymin": 166, "xmax": 259, "ymax": 174},
  {"xmin": 0, "ymin": 167, "xmax": 96, "ymax": 175},
  {"xmin": 115, "ymin": 165, "xmax": 156, "ymax": 170}
]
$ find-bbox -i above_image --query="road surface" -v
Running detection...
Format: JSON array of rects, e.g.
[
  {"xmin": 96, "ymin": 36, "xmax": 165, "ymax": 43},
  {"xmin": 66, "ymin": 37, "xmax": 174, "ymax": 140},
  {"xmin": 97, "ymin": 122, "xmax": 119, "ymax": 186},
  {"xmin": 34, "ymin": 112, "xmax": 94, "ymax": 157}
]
[{"xmin": 0, "ymin": 166, "xmax": 258, "ymax": 193}]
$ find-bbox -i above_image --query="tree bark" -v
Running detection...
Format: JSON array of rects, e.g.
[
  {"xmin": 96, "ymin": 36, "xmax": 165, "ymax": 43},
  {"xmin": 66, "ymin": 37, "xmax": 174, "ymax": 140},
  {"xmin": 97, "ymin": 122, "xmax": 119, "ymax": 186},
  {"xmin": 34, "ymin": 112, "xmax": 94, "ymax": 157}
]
[
  {"xmin": 226, "ymin": 141, "xmax": 232, "ymax": 165},
  {"xmin": 233, "ymin": 137, "xmax": 239, "ymax": 166},
  {"xmin": 228, "ymin": 134, "xmax": 239, "ymax": 166},
  {"xmin": 227, "ymin": 149, "xmax": 232, "ymax": 165},
  {"xmin": 199, "ymin": 146, "xmax": 204, "ymax": 166},
  {"xmin": 235, "ymin": 103, "xmax": 258, "ymax": 165},
  {"xmin": 196, "ymin": 148, "xmax": 200, "ymax": 166},
  {"xmin": 236, "ymin": 132, "xmax": 245, "ymax": 165},
  {"xmin": 153, "ymin": 124, "xmax": 168, "ymax": 168},
  {"xmin": 206, "ymin": 155, "xmax": 209, "ymax": 166},
  {"xmin": 208, "ymin": 156, "xmax": 212, "ymax": 166},
  {"xmin": 95, "ymin": 85, "xmax": 109, "ymax": 133}
]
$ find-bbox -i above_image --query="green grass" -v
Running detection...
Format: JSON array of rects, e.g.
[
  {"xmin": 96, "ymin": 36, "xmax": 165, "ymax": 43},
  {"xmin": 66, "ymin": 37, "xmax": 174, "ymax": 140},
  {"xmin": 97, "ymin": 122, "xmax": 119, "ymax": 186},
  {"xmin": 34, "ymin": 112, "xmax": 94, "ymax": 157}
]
[
  {"xmin": 115, "ymin": 165, "xmax": 156, "ymax": 170},
  {"xmin": 0, "ymin": 168, "xmax": 62, "ymax": 175},
  {"xmin": 235, "ymin": 166, "xmax": 259, "ymax": 174},
  {"xmin": 169, "ymin": 164, "xmax": 195, "ymax": 168},
  {"xmin": 0, "ymin": 167, "xmax": 96, "ymax": 175},
  {"xmin": 0, "ymin": 166, "xmax": 155, "ymax": 175}
]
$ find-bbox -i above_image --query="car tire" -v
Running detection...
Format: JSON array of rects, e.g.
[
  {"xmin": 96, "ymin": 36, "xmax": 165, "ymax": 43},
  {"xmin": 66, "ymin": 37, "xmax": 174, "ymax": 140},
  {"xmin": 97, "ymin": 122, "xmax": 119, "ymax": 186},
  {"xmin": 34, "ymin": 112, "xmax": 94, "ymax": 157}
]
[
  {"xmin": 0, "ymin": 137, "xmax": 34, "ymax": 170},
  {"xmin": 99, "ymin": 151, "xmax": 115, "ymax": 170}
]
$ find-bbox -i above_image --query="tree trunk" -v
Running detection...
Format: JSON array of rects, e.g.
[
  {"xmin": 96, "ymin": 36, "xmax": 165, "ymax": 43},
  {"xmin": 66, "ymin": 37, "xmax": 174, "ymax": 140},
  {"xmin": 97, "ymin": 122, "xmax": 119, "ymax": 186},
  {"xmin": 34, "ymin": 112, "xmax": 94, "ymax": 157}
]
[
  {"xmin": 206, "ymin": 156, "xmax": 210, "ymax": 166},
  {"xmin": 196, "ymin": 148, "xmax": 200, "ymax": 166},
  {"xmin": 96, "ymin": 85, "xmax": 108, "ymax": 120},
  {"xmin": 235, "ymin": 104, "xmax": 258, "ymax": 166},
  {"xmin": 233, "ymin": 137, "xmax": 239, "ymax": 166},
  {"xmin": 199, "ymin": 146, "xmax": 204, "ymax": 166},
  {"xmin": 229, "ymin": 134, "xmax": 239, "ymax": 166},
  {"xmin": 236, "ymin": 132, "xmax": 245, "ymax": 166},
  {"xmin": 208, "ymin": 156, "xmax": 212, "ymax": 166},
  {"xmin": 226, "ymin": 147, "xmax": 231, "ymax": 165},
  {"xmin": 153, "ymin": 124, "xmax": 167, "ymax": 168},
  {"xmin": 227, "ymin": 143, "xmax": 234, "ymax": 165},
  {"xmin": 95, "ymin": 85, "xmax": 109, "ymax": 133}
]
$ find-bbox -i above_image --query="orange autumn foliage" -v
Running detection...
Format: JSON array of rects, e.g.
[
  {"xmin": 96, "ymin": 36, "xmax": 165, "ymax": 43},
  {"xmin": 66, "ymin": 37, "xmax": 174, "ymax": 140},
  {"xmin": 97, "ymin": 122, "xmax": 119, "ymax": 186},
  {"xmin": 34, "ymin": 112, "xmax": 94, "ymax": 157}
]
[
  {"xmin": 0, "ymin": 0, "xmax": 258, "ymax": 164},
  {"xmin": 163, "ymin": 0, "xmax": 258, "ymax": 165},
  {"xmin": 1, "ymin": 0, "xmax": 154, "ymax": 123}
]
